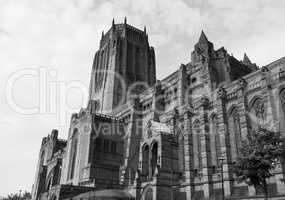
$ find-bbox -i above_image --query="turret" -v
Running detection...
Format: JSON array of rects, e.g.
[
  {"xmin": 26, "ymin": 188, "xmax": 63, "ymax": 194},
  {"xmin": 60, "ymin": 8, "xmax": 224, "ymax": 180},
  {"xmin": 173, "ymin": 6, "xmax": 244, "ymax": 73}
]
[
  {"xmin": 198, "ymin": 30, "xmax": 209, "ymax": 44},
  {"xmin": 242, "ymin": 53, "xmax": 258, "ymax": 71},
  {"xmin": 243, "ymin": 53, "xmax": 252, "ymax": 65}
]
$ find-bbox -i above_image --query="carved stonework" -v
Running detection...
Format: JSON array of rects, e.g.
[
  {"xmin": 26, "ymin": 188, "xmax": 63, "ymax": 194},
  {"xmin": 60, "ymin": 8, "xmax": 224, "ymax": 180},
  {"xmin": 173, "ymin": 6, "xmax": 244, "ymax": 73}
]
[
  {"xmin": 32, "ymin": 21, "xmax": 285, "ymax": 200},
  {"xmin": 200, "ymin": 96, "xmax": 209, "ymax": 108},
  {"xmin": 255, "ymin": 102, "xmax": 266, "ymax": 121},
  {"xmin": 281, "ymin": 90, "xmax": 285, "ymax": 106},
  {"xmin": 261, "ymin": 66, "xmax": 270, "ymax": 73},
  {"xmin": 238, "ymin": 78, "xmax": 247, "ymax": 89},
  {"xmin": 147, "ymin": 120, "xmax": 152, "ymax": 138},
  {"xmin": 279, "ymin": 67, "xmax": 285, "ymax": 79},
  {"xmin": 217, "ymin": 87, "xmax": 226, "ymax": 99}
]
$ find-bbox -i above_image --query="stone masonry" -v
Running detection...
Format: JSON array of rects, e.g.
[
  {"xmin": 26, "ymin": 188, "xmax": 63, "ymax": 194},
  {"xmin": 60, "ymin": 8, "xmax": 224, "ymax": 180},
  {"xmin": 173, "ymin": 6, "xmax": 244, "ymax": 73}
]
[{"xmin": 32, "ymin": 19, "xmax": 285, "ymax": 200}]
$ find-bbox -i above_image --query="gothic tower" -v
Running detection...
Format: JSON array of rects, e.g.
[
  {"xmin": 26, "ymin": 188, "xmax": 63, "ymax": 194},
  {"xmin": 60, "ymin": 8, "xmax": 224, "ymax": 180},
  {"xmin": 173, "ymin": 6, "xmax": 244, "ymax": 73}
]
[{"xmin": 88, "ymin": 18, "xmax": 156, "ymax": 113}]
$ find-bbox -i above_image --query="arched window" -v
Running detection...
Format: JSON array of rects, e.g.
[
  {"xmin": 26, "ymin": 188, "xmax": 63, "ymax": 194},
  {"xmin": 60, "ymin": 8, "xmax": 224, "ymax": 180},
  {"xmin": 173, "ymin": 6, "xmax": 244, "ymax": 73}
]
[
  {"xmin": 49, "ymin": 195, "xmax": 57, "ymax": 200},
  {"xmin": 280, "ymin": 89, "xmax": 285, "ymax": 135},
  {"xmin": 69, "ymin": 129, "xmax": 79, "ymax": 180},
  {"xmin": 151, "ymin": 142, "xmax": 158, "ymax": 176},
  {"xmin": 178, "ymin": 132, "xmax": 185, "ymax": 174},
  {"xmin": 111, "ymin": 141, "xmax": 117, "ymax": 154},
  {"xmin": 103, "ymin": 140, "xmax": 109, "ymax": 153},
  {"xmin": 143, "ymin": 187, "xmax": 153, "ymax": 200},
  {"xmin": 210, "ymin": 115, "xmax": 221, "ymax": 167},
  {"xmin": 250, "ymin": 97, "xmax": 266, "ymax": 130},
  {"xmin": 95, "ymin": 138, "xmax": 102, "ymax": 152},
  {"xmin": 193, "ymin": 120, "xmax": 202, "ymax": 171},
  {"xmin": 142, "ymin": 145, "xmax": 149, "ymax": 180},
  {"xmin": 228, "ymin": 108, "xmax": 241, "ymax": 162}
]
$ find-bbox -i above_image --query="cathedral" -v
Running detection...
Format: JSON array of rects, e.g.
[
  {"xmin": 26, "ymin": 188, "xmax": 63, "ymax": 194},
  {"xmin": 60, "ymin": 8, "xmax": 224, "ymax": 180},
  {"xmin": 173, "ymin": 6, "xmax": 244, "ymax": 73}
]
[{"xmin": 31, "ymin": 18, "xmax": 285, "ymax": 200}]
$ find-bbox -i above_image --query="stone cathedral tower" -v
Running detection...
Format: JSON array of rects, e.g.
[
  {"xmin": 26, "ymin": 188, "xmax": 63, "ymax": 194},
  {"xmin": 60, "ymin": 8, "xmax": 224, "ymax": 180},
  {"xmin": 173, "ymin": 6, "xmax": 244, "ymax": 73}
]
[{"xmin": 88, "ymin": 18, "xmax": 156, "ymax": 113}]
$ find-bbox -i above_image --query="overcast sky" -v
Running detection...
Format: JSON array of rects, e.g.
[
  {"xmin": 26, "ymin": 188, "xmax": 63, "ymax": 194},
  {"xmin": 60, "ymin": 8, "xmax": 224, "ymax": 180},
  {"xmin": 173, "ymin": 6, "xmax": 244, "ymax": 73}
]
[{"xmin": 1, "ymin": 0, "xmax": 285, "ymax": 196}]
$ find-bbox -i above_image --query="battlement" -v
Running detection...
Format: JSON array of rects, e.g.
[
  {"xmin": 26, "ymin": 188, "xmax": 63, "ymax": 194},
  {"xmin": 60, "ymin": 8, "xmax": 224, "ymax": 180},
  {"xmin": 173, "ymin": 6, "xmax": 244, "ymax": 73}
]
[
  {"xmin": 100, "ymin": 18, "xmax": 148, "ymax": 48},
  {"xmin": 92, "ymin": 112, "xmax": 124, "ymax": 122}
]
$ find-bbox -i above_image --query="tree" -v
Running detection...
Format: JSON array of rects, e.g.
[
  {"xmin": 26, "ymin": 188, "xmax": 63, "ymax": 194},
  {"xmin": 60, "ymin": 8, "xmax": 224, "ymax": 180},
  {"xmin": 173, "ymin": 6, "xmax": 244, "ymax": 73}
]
[
  {"xmin": 233, "ymin": 128, "xmax": 285, "ymax": 200},
  {"xmin": 2, "ymin": 191, "xmax": 31, "ymax": 200}
]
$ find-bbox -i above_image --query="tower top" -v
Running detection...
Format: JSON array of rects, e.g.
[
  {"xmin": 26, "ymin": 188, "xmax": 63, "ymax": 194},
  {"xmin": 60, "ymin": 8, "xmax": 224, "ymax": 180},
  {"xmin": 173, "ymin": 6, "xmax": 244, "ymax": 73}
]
[
  {"xmin": 100, "ymin": 18, "xmax": 147, "ymax": 46},
  {"xmin": 198, "ymin": 30, "xmax": 209, "ymax": 44},
  {"xmin": 91, "ymin": 19, "xmax": 156, "ymax": 113}
]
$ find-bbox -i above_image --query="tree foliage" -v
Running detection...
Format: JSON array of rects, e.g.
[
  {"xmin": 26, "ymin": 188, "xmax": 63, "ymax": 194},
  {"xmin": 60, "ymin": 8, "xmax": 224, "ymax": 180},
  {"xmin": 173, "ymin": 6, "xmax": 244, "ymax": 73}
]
[
  {"xmin": 1, "ymin": 191, "xmax": 31, "ymax": 200},
  {"xmin": 234, "ymin": 128, "xmax": 285, "ymax": 199}
]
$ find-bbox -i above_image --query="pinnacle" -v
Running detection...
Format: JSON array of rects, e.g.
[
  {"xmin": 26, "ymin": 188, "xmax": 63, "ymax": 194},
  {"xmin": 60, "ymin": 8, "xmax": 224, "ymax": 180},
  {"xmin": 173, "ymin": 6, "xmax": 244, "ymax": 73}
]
[
  {"xmin": 243, "ymin": 53, "xmax": 252, "ymax": 65},
  {"xmin": 198, "ymin": 30, "xmax": 209, "ymax": 44}
]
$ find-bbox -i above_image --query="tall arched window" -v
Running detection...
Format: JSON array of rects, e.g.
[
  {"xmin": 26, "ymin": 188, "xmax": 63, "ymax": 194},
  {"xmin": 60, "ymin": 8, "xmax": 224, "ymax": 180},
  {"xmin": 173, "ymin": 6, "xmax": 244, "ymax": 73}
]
[
  {"xmin": 142, "ymin": 145, "xmax": 150, "ymax": 180},
  {"xmin": 69, "ymin": 129, "xmax": 79, "ymax": 180},
  {"xmin": 228, "ymin": 108, "xmax": 241, "ymax": 162},
  {"xmin": 151, "ymin": 142, "xmax": 158, "ymax": 176},
  {"xmin": 250, "ymin": 97, "xmax": 266, "ymax": 130},
  {"xmin": 210, "ymin": 115, "xmax": 221, "ymax": 167},
  {"xmin": 280, "ymin": 89, "xmax": 285, "ymax": 135},
  {"xmin": 178, "ymin": 131, "xmax": 185, "ymax": 174},
  {"xmin": 193, "ymin": 120, "xmax": 202, "ymax": 171}
]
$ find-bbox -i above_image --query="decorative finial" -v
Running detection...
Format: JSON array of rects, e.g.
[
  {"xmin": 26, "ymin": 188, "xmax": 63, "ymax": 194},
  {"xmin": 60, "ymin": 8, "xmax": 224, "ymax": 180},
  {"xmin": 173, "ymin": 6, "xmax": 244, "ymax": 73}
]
[
  {"xmin": 144, "ymin": 26, "xmax": 146, "ymax": 33},
  {"xmin": 112, "ymin": 18, "xmax": 115, "ymax": 26},
  {"xmin": 101, "ymin": 31, "xmax": 104, "ymax": 38},
  {"xmin": 124, "ymin": 16, "xmax": 127, "ymax": 24},
  {"xmin": 243, "ymin": 53, "xmax": 252, "ymax": 65},
  {"xmin": 217, "ymin": 87, "xmax": 226, "ymax": 99},
  {"xmin": 198, "ymin": 30, "xmax": 209, "ymax": 44}
]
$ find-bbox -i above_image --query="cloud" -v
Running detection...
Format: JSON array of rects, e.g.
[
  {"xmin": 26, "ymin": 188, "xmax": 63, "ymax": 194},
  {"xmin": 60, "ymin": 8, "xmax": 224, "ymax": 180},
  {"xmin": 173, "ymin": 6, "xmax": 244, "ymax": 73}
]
[{"xmin": 0, "ymin": 0, "xmax": 285, "ymax": 196}]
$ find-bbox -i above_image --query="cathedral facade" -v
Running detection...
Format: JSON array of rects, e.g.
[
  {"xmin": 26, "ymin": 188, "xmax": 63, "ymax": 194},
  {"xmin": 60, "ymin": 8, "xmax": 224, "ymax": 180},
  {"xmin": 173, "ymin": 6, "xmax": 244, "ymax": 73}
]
[{"xmin": 31, "ymin": 19, "xmax": 285, "ymax": 200}]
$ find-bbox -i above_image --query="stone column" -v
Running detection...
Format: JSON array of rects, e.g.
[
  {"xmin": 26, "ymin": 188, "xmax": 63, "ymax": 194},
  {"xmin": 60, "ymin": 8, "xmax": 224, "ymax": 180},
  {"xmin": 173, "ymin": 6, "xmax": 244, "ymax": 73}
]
[
  {"xmin": 168, "ymin": 109, "xmax": 179, "ymax": 136},
  {"xmin": 216, "ymin": 87, "xmax": 232, "ymax": 196},
  {"xmin": 178, "ymin": 64, "xmax": 187, "ymax": 106},
  {"xmin": 134, "ymin": 170, "xmax": 142, "ymax": 200},
  {"xmin": 120, "ymin": 98, "xmax": 142, "ymax": 184},
  {"xmin": 152, "ymin": 81, "xmax": 163, "ymax": 121},
  {"xmin": 198, "ymin": 97, "xmax": 212, "ymax": 198},
  {"xmin": 236, "ymin": 78, "xmax": 252, "ymax": 197},
  {"xmin": 183, "ymin": 109, "xmax": 194, "ymax": 200},
  {"xmin": 132, "ymin": 42, "xmax": 136, "ymax": 81},
  {"xmin": 236, "ymin": 78, "xmax": 250, "ymax": 141}
]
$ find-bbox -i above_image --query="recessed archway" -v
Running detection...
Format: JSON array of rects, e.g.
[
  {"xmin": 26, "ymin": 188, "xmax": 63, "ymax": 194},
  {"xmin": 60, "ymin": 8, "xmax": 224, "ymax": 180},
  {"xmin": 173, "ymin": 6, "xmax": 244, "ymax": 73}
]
[{"xmin": 142, "ymin": 144, "xmax": 150, "ymax": 180}]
